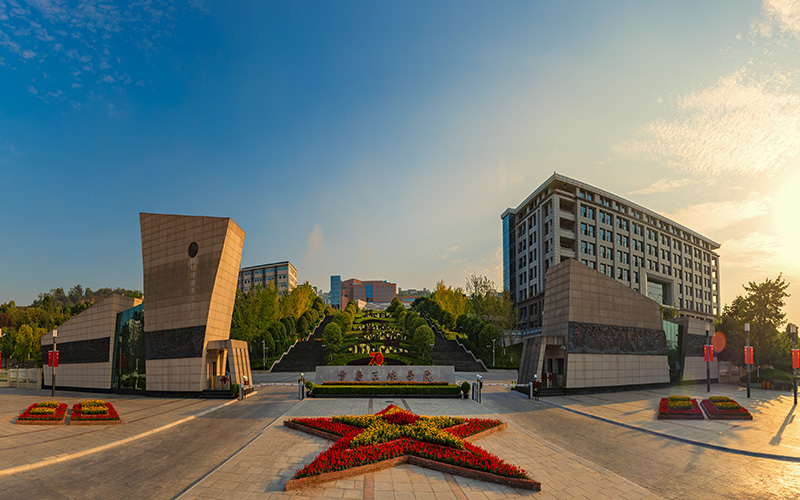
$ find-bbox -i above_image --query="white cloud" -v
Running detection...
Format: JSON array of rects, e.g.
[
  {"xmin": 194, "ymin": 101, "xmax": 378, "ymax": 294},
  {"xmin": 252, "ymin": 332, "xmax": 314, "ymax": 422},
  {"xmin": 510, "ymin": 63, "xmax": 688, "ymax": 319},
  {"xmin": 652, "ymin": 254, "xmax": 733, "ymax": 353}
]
[
  {"xmin": 449, "ymin": 245, "xmax": 460, "ymax": 252},
  {"xmin": 762, "ymin": 0, "xmax": 800, "ymax": 39},
  {"xmin": 628, "ymin": 178, "xmax": 696, "ymax": 195},
  {"xmin": 614, "ymin": 68, "xmax": 800, "ymax": 178},
  {"xmin": 663, "ymin": 196, "xmax": 771, "ymax": 234},
  {"xmin": 307, "ymin": 224, "xmax": 325, "ymax": 253},
  {"xmin": 718, "ymin": 231, "xmax": 784, "ymax": 272},
  {"xmin": 0, "ymin": 0, "xmax": 198, "ymax": 105}
]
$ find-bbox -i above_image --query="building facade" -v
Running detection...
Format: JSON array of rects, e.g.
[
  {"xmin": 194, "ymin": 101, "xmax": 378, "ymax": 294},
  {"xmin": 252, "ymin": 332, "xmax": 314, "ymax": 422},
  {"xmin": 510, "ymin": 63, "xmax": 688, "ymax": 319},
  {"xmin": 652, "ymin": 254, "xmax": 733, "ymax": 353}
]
[
  {"xmin": 330, "ymin": 276, "xmax": 397, "ymax": 309},
  {"xmin": 238, "ymin": 261, "xmax": 297, "ymax": 295},
  {"xmin": 41, "ymin": 213, "xmax": 252, "ymax": 395},
  {"xmin": 502, "ymin": 173, "xmax": 720, "ymax": 331}
]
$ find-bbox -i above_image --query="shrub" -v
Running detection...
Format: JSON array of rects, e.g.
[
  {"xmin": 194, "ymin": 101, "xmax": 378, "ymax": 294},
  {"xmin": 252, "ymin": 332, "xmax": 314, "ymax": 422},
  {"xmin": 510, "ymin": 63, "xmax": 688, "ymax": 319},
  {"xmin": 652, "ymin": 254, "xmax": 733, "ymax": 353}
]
[{"xmin": 460, "ymin": 381, "xmax": 471, "ymax": 395}]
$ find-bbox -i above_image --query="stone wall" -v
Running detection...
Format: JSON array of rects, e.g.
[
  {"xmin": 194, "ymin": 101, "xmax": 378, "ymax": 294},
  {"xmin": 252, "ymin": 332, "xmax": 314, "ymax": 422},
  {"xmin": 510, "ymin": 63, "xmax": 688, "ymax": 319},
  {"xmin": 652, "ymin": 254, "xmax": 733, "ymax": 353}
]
[{"xmin": 315, "ymin": 365, "xmax": 455, "ymax": 384}]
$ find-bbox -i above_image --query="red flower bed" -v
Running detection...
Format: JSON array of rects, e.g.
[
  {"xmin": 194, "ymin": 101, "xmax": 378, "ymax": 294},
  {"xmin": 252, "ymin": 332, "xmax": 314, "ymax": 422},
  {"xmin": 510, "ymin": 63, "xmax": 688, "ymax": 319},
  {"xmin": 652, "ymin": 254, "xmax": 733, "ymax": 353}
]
[
  {"xmin": 289, "ymin": 418, "xmax": 359, "ymax": 436},
  {"xmin": 446, "ymin": 419, "xmax": 504, "ymax": 439},
  {"xmin": 287, "ymin": 405, "xmax": 527, "ymax": 485},
  {"xmin": 700, "ymin": 399, "xmax": 752, "ymax": 420},
  {"xmin": 657, "ymin": 398, "xmax": 704, "ymax": 420},
  {"xmin": 71, "ymin": 402, "xmax": 121, "ymax": 421},
  {"xmin": 293, "ymin": 432, "xmax": 528, "ymax": 480},
  {"xmin": 18, "ymin": 402, "xmax": 67, "ymax": 422}
]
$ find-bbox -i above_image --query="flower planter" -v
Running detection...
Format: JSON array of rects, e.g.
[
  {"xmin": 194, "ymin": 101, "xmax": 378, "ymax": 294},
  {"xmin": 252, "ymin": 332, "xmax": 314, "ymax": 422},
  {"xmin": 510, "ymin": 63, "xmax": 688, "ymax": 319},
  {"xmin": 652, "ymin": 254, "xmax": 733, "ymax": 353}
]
[
  {"xmin": 700, "ymin": 398, "xmax": 752, "ymax": 420},
  {"xmin": 657, "ymin": 397, "xmax": 704, "ymax": 420},
  {"xmin": 70, "ymin": 401, "xmax": 122, "ymax": 424},
  {"xmin": 16, "ymin": 402, "xmax": 68, "ymax": 425}
]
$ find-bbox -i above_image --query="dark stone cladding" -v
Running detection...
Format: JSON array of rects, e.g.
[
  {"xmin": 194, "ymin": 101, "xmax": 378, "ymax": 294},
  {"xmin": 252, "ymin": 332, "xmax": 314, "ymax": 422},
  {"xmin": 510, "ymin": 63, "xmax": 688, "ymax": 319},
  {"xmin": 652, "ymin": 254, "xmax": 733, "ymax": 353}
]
[
  {"xmin": 568, "ymin": 321, "xmax": 667, "ymax": 355},
  {"xmin": 40, "ymin": 337, "xmax": 110, "ymax": 364},
  {"xmin": 685, "ymin": 334, "xmax": 708, "ymax": 357},
  {"xmin": 145, "ymin": 325, "xmax": 206, "ymax": 360}
]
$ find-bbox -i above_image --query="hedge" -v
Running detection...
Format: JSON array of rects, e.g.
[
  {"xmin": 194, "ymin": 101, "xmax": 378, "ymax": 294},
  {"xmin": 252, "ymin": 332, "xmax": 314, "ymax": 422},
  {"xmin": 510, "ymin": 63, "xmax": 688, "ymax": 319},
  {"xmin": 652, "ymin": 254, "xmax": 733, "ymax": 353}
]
[
  {"xmin": 321, "ymin": 381, "xmax": 451, "ymax": 386},
  {"xmin": 310, "ymin": 384, "xmax": 461, "ymax": 395}
]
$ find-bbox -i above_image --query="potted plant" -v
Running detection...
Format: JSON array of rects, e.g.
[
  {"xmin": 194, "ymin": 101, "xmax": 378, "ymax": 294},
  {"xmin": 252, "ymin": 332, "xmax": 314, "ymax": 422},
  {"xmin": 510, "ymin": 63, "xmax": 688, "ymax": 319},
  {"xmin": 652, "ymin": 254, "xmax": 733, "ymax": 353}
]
[{"xmin": 460, "ymin": 381, "xmax": 471, "ymax": 399}]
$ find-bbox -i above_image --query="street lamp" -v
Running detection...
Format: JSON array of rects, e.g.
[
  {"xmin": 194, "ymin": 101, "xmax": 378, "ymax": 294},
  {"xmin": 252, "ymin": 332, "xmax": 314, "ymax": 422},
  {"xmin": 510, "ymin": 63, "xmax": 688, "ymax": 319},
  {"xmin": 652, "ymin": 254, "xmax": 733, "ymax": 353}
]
[
  {"xmin": 790, "ymin": 323, "xmax": 797, "ymax": 406},
  {"xmin": 705, "ymin": 323, "xmax": 711, "ymax": 393},
  {"xmin": 745, "ymin": 323, "xmax": 751, "ymax": 399},
  {"xmin": 51, "ymin": 329, "xmax": 57, "ymax": 398}
]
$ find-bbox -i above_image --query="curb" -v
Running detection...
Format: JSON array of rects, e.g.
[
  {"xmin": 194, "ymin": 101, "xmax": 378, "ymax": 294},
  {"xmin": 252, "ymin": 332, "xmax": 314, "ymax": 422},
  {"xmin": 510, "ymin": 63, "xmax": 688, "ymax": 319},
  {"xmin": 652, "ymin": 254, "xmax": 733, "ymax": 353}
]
[
  {"xmin": 0, "ymin": 398, "xmax": 239, "ymax": 477},
  {"xmin": 538, "ymin": 399, "xmax": 800, "ymax": 463}
]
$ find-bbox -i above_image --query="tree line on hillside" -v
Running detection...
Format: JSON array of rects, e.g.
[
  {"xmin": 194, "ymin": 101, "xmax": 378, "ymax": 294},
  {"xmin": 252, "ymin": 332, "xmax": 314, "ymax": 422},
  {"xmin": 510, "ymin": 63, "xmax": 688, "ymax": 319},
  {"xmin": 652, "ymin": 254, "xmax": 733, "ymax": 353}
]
[
  {"xmin": 322, "ymin": 298, "xmax": 435, "ymax": 361},
  {"xmin": 0, "ymin": 285, "xmax": 142, "ymax": 367},
  {"xmin": 412, "ymin": 275, "xmax": 512, "ymax": 363},
  {"xmin": 229, "ymin": 282, "xmax": 329, "ymax": 368}
]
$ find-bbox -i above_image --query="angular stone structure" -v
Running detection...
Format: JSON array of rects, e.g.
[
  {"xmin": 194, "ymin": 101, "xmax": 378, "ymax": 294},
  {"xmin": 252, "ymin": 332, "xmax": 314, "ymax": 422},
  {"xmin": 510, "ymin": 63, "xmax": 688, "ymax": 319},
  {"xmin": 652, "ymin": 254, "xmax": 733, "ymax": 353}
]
[
  {"xmin": 41, "ymin": 294, "xmax": 141, "ymax": 390},
  {"xmin": 140, "ymin": 213, "xmax": 248, "ymax": 393},
  {"xmin": 41, "ymin": 213, "xmax": 252, "ymax": 395},
  {"xmin": 519, "ymin": 258, "xmax": 670, "ymax": 392}
]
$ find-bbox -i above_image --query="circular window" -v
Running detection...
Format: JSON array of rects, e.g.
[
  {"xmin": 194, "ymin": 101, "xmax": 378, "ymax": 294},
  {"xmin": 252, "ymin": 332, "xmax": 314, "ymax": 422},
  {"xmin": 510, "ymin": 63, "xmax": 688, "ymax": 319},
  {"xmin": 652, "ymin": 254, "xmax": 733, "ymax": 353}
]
[{"xmin": 188, "ymin": 242, "xmax": 198, "ymax": 258}]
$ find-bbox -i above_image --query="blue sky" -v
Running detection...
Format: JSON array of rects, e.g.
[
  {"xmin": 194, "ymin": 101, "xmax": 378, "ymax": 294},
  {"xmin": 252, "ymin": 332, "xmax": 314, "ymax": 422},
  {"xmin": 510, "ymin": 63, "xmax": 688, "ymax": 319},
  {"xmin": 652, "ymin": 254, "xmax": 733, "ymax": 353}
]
[{"xmin": 2, "ymin": 1, "xmax": 799, "ymax": 324}]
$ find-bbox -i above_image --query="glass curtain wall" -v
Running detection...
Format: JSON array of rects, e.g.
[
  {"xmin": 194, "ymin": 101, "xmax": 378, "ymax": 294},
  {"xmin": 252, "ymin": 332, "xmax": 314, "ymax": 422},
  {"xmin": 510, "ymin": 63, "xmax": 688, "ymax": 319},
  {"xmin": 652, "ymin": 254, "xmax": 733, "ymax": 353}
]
[{"xmin": 112, "ymin": 304, "xmax": 146, "ymax": 390}]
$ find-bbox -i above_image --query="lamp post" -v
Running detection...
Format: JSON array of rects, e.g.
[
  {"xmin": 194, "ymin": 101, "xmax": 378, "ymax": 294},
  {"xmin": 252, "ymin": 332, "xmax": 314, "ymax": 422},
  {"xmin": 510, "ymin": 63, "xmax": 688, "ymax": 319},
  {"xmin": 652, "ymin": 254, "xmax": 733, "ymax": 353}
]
[
  {"xmin": 745, "ymin": 323, "xmax": 751, "ymax": 399},
  {"xmin": 492, "ymin": 338, "xmax": 496, "ymax": 368},
  {"xmin": 791, "ymin": 323, "xmax": 797, "ymax": 406},
  {"xmin": 705, "ymin": 323, "xmax": 711, "ymax": 393},
  {"xmin": 51, "ymin": 329, "xmax": 57, "ymax": 398},
  {"xmin": 262, "ymin": 340, "xmax": 266, "ymax": 370}
]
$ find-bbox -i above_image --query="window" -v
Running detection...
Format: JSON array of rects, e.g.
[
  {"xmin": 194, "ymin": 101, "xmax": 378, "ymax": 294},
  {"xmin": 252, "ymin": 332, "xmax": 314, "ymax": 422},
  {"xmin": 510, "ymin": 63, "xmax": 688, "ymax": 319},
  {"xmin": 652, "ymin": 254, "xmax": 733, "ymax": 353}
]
[
  {"xmin": 616, "ymin": 217, "xmax": 629, "ymax": 231},
  {"xmin": 580, "ymin": 205, "xmax": 595, "ymax": 219},
  {"xmin": 599, "ymin": 210, "xmax": 612, "ymax": 225},
  {"xmin": 581, "ymin": 241, "xmax": 596, "ymax": 255},
  {"xmin": 580, "ymin": 223, "xmax": 595, "ymax": 237}
]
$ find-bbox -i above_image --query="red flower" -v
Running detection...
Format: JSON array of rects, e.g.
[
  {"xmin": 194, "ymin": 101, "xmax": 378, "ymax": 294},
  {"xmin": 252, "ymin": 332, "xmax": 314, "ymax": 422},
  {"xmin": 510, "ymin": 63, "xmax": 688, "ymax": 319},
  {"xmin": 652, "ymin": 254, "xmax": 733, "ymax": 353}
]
[{"xmin": 287, "ymin": 406, "xmax": 528, "ymax": 481}]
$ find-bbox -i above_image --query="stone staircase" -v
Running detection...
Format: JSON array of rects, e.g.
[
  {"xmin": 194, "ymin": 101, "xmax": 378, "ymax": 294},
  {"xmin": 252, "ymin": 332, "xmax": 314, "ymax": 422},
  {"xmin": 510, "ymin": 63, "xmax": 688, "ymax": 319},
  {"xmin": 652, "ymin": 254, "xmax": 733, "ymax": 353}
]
[
  {"xmin": 422, "ymin": 314, "xmax": 486, "ymax": 372},
  {"xmin": 429, "ymin": 337, "xmax": 486, "ymax": 372},
  {"xmin": 270, "ymin": 317, "xmax": 329, "ymax": 373},
  {"xmin": 199, "ymin": 389, "xmax": 234, "ymax": 399}
]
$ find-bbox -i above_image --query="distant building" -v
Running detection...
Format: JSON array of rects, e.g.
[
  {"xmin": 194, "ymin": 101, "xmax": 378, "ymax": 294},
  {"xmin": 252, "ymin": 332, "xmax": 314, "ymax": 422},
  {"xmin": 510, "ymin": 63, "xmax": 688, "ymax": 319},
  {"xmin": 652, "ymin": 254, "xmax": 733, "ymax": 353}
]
[
  {"xmin": 502, "ymin": 173, "xmax": 720, "ymax": 330},
  {"xmin": 330, "ymin": 276, "xmax": 342, "ymax": 309},
  {"xmin": 238, "ymin": 261, "xmax": 297, "ymax": 295},
  {"xmin": 331, "ymin": 276, "xmax": 397, "ymax": 309}
]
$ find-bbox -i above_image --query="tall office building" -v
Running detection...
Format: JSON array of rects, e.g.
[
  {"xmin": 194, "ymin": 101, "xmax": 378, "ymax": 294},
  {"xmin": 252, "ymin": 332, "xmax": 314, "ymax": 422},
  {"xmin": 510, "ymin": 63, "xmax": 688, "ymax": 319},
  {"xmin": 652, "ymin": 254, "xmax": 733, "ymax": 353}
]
[
  {"xmin": 330, "ymin": 275, "xmax": 342, "ymax": 309},
  {"xmin": 502, "ymin": 173, "xmax": 720, "ymax": 330},
  {"xmin": 238, "ymin": 261, "xmax": 297, "ymax": 294}
]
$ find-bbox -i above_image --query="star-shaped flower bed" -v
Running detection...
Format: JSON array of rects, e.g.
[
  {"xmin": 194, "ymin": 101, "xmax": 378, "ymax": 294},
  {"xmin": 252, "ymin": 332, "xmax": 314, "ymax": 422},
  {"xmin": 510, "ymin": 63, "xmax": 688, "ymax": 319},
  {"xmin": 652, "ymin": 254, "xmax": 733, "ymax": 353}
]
[{"xmin": 283, "ymin": 405, "xmax": 540, "ymax": 491}]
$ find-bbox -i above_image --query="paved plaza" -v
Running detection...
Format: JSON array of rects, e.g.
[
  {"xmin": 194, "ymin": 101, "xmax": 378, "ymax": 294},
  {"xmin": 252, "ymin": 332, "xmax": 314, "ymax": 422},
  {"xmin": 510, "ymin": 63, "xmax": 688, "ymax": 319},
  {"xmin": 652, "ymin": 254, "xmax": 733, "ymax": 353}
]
[{"xmin": 0, "ymin": 371, "xmax": 798, "ymax": 499}]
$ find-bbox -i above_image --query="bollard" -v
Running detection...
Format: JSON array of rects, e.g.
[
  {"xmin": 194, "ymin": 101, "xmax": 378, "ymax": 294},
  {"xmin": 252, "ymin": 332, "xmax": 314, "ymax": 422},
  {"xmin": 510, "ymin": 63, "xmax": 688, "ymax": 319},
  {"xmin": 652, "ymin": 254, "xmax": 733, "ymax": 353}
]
[
  {"xmin": 529, "ymin": 383, "xmax": 533, "ymax": 400},
  {"xmin": 298, "ymin": 379, "xmax": 304, "ymax": 400},
  {"xmin": 239, "ymin": 383, "xmax": 243, "ymax": 401},
  {"xmin": 472, "ymin": 382, "xmax": 477, "ymax": 401}
]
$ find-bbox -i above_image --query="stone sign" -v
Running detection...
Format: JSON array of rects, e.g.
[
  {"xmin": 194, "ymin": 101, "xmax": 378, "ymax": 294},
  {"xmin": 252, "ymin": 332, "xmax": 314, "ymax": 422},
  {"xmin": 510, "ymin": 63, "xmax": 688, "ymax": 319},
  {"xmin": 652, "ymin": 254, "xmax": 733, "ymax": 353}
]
[{"xmin": 314, "ymin": 365, "xmax": 455, "ymax": 384}]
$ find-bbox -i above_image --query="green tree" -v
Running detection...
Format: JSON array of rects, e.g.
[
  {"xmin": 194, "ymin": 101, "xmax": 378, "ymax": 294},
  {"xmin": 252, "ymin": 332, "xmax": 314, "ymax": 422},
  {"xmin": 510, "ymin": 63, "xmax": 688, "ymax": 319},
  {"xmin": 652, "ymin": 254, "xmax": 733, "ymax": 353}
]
[
  {"xmin": 717, "ymin": 274, "xmax": 791, "ymax": 369},
  {"xmin": 412, "ymin": 325, "xmax": 435, "ymax": 357},
  {"xmin": 323, "ymin": 322, "xmax": 343, "ymax": 353}
]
